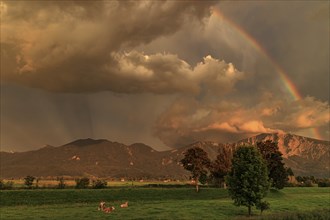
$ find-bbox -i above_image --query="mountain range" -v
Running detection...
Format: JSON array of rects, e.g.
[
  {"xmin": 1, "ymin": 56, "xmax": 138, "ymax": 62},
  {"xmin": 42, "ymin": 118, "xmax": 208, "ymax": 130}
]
[{"xmin": 0, "ymin": 133, "xmax": 329, "ymax": 179}]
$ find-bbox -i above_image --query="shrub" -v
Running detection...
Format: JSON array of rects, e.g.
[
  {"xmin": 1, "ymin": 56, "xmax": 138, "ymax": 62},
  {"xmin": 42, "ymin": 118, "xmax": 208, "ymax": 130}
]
[
  {"xmin": 198, "ymin": 173, "xmax": 208, "ymax": 186},
  {"xmin": 75, "ymin": 177, "xmax": 90, "ymax": 189},
  {"xmin": 5, "ymin": 181, "xmax": 14, "ymax": 190},
  {"xmin": 256, "ymin": 200, "xmax": 270, "ymax": 215},
  {"xmin": 318, "ymin": 179, "xmax": 330, "ymax": 187},
  {"xmin": 57, "ymin": 177, "xmax": 66, "ymax": 189},
  {"xmin": 35, "ymin": 178, "xmax": 40, "ymax": 188},
  {"xmin": 24, "ymin": 176, "xmax": 35, "ymax": 189},
  {"xmin": 303, "ymin": 180, "xmax": 313, "ymax": 187},
  {"xmin": 0, "ymin": 180, "xmax": 13, "ymax": 190},
  {"xmin": 284, "ymin": 182, "xmax": 296, "ymax": 187},
  {"xmin": 297, "ymin": 180, "xmax": 313, "ymax": 187},
  {"xmin": 92, "ymin": 179, "xmax": 107, "ymax": 189}
]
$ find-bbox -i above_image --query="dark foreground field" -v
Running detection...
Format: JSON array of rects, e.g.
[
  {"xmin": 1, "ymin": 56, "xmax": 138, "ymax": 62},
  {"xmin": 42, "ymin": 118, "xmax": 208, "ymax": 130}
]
[{"xmin": 0, "ymin": 187, "xmax": 329, "ymax": 220}]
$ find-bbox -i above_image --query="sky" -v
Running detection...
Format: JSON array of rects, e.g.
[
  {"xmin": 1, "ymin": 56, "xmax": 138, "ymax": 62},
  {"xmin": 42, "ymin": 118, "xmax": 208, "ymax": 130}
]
[{"xmin": 1, "ymin": 1, "xmax": 329, "ymax": 152}]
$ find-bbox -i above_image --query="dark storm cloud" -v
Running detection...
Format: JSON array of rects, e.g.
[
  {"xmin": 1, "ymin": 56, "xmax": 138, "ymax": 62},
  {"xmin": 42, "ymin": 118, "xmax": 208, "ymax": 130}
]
[
  {"xmin": 1, "ymin": 1, "xmax": 329, "ymax": 151},
  {"xmin": 1, "ymin": 0, "xmax": 218, "ymax": 93}
]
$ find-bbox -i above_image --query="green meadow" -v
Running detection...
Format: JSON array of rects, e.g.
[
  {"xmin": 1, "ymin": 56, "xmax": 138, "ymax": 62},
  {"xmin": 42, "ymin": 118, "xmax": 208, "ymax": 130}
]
[{"xmin": 0, "ymin": 187, "xmax": 329, "ymax": 220}]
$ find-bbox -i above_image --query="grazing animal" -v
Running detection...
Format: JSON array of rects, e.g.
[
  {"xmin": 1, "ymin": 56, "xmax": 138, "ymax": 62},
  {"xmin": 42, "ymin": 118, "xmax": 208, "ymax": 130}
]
[
  {"xmin": 103, "ymin": 206, "xmax": 115, "ymax": 213},
  {"xmin": 120, "ymin": 201, "xmax": 128, "ymax": 208},
  {"xmin": 98, "ymin": 201, "xmax": 106, "ymax": 211},
  {"xmin": 98, "ymin": 201, "xmax": 115, "ymax": 213}
]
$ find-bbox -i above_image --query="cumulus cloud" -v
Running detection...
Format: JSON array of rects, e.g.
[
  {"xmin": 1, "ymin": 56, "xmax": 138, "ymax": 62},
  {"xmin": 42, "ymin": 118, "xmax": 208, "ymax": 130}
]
[
  {"xmin": 154, "ymin": 95, "xmax": 329, "ymax": 148},
  {"xmin": 202, "ymin": 120, "xmax": 277, "ymax": 134},
  {"xmin": 278, "ymin": 97, "xmax": 330, "ymax": 130},
  {"xmin": 4, "ymin": 39, "xmax": 244, "ymax": 94},
  {"xmin": 1, "ymin": 0, "xmax": 218, "ymax": 93},
  {"xmin": 154, "ymin": 97, "xmax": 278, "ymax": 147},
  {"xmin": 107, "ymin": 52, "xmax": 195, "ymax": 94}
]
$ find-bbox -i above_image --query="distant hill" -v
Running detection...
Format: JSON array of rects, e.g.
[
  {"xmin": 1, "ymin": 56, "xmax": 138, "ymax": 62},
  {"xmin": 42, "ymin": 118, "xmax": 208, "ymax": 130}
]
[
  {"xmin": 1, "ymin": 133, "xmax": 329, "ymax": 179},
  {"xmin": 0, "ymin": 139, "xmax": 178, "ymax": 179}
]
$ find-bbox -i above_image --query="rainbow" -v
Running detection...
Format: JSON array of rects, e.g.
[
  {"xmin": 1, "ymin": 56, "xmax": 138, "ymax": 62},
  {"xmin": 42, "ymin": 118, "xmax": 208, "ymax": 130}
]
[{"xmin": 211, "ymin": 8, "xmax": 322, "ymax": 140}]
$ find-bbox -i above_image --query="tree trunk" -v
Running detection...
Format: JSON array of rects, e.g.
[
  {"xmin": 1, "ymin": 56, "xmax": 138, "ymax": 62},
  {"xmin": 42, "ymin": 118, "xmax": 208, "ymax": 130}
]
[
  {"xmin": 195, "ymin": 180, "xmax": 199, "ymax": 192},
  {"xmin": 248, "ymin": 205, "xmax": 251, "ymax": 216}
]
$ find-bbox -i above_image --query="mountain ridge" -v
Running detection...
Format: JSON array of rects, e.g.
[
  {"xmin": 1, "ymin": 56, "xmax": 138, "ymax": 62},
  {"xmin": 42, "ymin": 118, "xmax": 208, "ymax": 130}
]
[{"xmin": 1, "ymin": 133, "xmax": 329, "ymax": 178}]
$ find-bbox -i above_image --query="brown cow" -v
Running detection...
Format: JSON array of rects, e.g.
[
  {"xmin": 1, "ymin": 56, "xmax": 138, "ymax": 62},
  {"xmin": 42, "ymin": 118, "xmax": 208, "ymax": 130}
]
[{"xmin": 120, "ymin": 201, "xmax": 128, "ymax": 208}]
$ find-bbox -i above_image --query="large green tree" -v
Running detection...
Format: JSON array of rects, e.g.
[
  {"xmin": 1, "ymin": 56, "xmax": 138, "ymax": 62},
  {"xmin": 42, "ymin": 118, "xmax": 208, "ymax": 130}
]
[
  {"xmin": 226, "ymin": 146, "xmax": 270, "ymax": 216},
  {"xmin": 256, "ymin": 141, "xmax": 288, "ymax": 189},
  {"xmin": 180, "ymin": 147, "xmax": 211, "ymax": 192}
]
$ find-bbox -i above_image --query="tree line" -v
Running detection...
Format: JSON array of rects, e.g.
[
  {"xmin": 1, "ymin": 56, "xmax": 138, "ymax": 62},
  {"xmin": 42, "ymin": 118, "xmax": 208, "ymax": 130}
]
[
  {"xmin": 0, "ymin": 176, "xmax": 108, "ymax": 189},
  {"xmin": 180, "ymin": 140, "xmax": 292, "ymax": 216},
  {"xmin": 181, "ymin": 140, "xmax": 290, "ymax": 191}
]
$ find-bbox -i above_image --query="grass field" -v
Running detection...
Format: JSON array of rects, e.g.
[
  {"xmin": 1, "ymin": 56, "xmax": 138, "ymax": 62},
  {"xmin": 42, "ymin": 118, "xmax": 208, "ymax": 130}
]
[{"xmin": 0, "ymin": 187, "xmax": 329, "ymax": 219}]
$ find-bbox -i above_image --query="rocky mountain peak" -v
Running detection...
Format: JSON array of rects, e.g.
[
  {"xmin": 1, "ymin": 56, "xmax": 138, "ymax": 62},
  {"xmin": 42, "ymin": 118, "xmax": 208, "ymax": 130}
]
[{"xmin": 239, "ymin": 132, "xmax": 329, "ymax": 160}]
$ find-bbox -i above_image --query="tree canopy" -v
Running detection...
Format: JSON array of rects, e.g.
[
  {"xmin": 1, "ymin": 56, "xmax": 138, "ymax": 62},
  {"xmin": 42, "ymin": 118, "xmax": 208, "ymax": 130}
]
[
  {"xmin": 24, "ymin": 175, "xmax": 35, "ymax": 189},
  {"xmin": 226, "ymin": 146, "xmax": 270, "ymax": 216},
  {"xmin": 210, "ymin": 147, "xmax": 232, "ymax": 187},
  {"xmin": 180, "ymin": 147, "xmax": 211, "ymax": 192},
  {"xmin": 75, "ymin": 177, "xmax": 90, "ymax": 189},
  {"xmin": 256, "ymin": 140, "xmax": 288, "ymax": 189}
]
